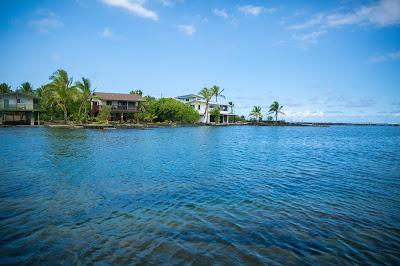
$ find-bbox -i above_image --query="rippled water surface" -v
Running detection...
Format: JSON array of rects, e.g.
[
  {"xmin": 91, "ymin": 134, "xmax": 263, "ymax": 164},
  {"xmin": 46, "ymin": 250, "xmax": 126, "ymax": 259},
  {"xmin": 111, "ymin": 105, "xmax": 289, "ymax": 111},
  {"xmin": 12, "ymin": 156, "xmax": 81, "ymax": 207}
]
[{"xmin": 1, "ymin": 126, "xmax": 400, "ymax": 265}]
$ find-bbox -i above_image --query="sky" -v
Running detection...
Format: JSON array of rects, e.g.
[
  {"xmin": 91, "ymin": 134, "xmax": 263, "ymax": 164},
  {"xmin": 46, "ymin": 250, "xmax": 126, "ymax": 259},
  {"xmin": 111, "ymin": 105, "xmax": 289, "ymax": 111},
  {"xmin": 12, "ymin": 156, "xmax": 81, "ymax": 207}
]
[{"xmin": 0, "ymin": 0, "xmax": 399, "ymax": 122}]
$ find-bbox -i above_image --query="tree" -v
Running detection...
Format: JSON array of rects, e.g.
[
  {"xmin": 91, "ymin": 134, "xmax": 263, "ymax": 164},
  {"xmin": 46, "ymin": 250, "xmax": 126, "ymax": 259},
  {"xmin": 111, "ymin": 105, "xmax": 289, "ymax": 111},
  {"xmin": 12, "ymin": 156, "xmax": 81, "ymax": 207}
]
[
  {"xmin": 43, "ymin": 69, "xmax": 78, "ymax": 124},
  {"xmin": 199, "ymin": 87, "xmax": 213, "ymax": 123},
  {"xmin": 17, "ymin": 82, "xmax": 34, "ymax": 95},
  {"xmin": 210, "ymin": 106, "xmax": 221, "ymax": 123},
  {"xmin": 228, "ymin": 101, "xmax": 234, "ymax": 114},
  {"xmin": 153, "ymin": 98, "xmax": 199, "ymax": 123},
  {"xmin": 268, "ymin": 101, "xmax": 285, "ymax": 122},
  {"xmin": 98, "ymin": 104, "xmax": 111, "ymax": 123},
  {"xmin": 250, "ymin": 106, "xmax": 263, "ymax": 121},
  {"xmin": 0, "ymin": 83, "xmax": 12, "ymax": 93},
  {"xmin": 130, "ymin": 89, "xmax": 143, "ymax": 96},
  {"xmin": 75, "ymin": 77, "xmax": 94, "ymax": 122},
  {"xmin": 211, "ymin": 85, "xmax": 225, "ymax": 102}
]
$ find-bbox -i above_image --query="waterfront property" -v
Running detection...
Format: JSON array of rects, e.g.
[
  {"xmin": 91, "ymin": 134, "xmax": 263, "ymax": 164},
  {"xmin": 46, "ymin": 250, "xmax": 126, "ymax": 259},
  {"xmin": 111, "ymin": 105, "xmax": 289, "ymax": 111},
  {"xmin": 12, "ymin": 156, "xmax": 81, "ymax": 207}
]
[
  {"xmin": 176, "ymin": 94, "xmax": 234, "ymax": 123},
  {"xmin": 0, "ymin": 92, "xmax": 40, "ymax": 125},
  {"xmin": 91, "ymin": 92, "xmax": 145, "ymax": 122}
]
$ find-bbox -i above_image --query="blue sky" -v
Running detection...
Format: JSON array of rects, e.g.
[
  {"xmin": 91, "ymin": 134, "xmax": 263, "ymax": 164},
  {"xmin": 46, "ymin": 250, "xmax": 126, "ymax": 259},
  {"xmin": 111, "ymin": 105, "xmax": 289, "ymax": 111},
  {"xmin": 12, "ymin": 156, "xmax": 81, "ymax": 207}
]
[{"xmin": 0, "ymin": 0, "xmax": 399, "ymax": 122}]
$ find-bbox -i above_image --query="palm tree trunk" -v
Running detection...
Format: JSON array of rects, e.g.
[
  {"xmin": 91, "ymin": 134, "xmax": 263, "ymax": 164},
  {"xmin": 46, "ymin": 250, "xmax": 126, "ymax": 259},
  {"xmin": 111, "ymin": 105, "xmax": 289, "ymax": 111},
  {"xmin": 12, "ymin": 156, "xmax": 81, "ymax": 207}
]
[
  {"xmin": 63, "ymin": 106, "xmax": 68, "ymax": 124},
  {"xmin": 275, "ymin": 112, "xmax": 278, "ymax": 123}
]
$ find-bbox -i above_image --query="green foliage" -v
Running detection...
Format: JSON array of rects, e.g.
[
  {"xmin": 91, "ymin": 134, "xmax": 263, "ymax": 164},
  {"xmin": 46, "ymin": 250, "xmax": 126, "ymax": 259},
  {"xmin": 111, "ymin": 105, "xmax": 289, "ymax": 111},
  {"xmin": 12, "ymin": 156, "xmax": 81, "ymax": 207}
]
[
  {"xmin": 43, "ymin": 69, "xmax": 79, "ymax": 124},
  {"xmin": 0, "ymin": 83, "xmax": 12, "ymax": 93},
  {"xmin": 16, "ymin": 82, "xmax": 34, "ymax": 95},
  {"xmin": 75, "ymin": 77, "xmax": 94, "ymax": 122},
  {"xmin": 267, "ymin": 115, "xmax": 273, "ymax": 122},
  {"xmin": 97, "ymin": 104, "xmax": 111, "ymax": 122},
  {"xmin": 210, "ymin": 106, "xmax": 221, "ymax": 123},
  {"xmin": 211, "ymin": 85, "xmax": 225, "ymax": 102},
  {"xmin": 130, "ymin": 89, "xmax": 143, "ymax": 96},
  {"xmin": 268, "ymin": 101, "xmax": 285, "ymax": 122},
  {"xmin": 250, "ymin": 105, "xmax": 263, "ymax": 121},
  {"xmin": 199, "ymin": 87, "xmax": 213, "ymax": 123},
  {"xmin": 152, "ymin": 98, "xmax": 199, "ymax": 123}
]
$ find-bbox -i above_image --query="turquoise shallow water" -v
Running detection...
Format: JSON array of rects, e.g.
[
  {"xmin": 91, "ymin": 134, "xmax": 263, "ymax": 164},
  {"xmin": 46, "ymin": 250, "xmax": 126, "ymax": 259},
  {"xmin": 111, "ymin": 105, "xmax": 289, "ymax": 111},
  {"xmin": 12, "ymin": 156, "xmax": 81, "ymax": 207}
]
[{"xmin": 0, "ymin": 126, "xmax": 399, "ymax": 265}]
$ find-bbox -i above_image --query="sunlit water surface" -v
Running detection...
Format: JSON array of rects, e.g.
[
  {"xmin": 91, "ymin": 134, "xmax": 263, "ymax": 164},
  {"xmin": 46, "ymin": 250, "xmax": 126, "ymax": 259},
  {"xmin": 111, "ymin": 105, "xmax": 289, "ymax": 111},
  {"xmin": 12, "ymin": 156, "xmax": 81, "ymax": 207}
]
[{"xmin": 0, "ymin": 126, "xmax": 399, "ymax": 265}]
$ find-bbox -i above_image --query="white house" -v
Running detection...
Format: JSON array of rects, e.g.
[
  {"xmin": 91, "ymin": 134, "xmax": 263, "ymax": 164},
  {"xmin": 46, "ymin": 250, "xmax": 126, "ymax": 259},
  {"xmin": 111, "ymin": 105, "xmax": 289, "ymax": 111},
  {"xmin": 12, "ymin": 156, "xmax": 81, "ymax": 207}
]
[
  {"xmin": 0, "ymin": 92, "xmax": 40, "ymax": 125},
  {"xmin": 176, "ymin": 94, "xmax": 234, "ymax": 123}
]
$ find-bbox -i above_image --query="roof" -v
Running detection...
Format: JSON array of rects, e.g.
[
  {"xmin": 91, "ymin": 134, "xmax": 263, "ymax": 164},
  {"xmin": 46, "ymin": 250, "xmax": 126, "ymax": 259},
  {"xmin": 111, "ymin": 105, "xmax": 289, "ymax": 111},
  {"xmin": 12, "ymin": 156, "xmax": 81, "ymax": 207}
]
[
  {"xmin": 0, "ymin": 92, "xmax": 40, "ymax": 99},
  {"xmin": 94, "ymin": 92, "xmax": 145, "ymax": 101},
  {"xmin": 176, "ymin": 94, "xmax": 203, "ymax": 99}
]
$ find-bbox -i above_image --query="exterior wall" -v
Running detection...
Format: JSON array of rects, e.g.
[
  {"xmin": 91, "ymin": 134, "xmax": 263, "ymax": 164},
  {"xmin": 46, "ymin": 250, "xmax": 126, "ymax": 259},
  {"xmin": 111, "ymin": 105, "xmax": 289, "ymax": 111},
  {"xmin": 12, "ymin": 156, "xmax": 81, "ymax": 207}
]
[
  {"xmin": 177, "ymin": 96, "xmax": 232, "ymax": 123},
  {"xmin": 0, "ymin": 95, "xmax": 35, "ymax": 111}
]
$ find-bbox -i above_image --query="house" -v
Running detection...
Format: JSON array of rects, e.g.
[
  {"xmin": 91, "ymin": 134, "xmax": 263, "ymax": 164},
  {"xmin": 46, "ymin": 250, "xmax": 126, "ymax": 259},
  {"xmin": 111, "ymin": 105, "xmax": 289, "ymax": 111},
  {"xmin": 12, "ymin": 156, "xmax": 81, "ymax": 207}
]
[
  {"xmin": 0, "ymin": 92, "xmax": 40, "ymax": 125},
  {"xmin": 176, "ymin": 94, "xmax": 234, "ymax": 123},
  {"xmin": 91, "ymin": 92, "xmax": 145, "ymax": 122}
]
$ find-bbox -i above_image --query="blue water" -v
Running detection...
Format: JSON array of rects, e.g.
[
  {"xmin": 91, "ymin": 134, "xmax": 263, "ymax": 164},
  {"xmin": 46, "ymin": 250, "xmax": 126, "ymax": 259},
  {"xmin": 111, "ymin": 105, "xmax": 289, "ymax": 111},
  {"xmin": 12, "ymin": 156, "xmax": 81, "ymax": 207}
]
[{"xmin": 0, "ymin": 126, "xmax": 399, "ymax": 265}]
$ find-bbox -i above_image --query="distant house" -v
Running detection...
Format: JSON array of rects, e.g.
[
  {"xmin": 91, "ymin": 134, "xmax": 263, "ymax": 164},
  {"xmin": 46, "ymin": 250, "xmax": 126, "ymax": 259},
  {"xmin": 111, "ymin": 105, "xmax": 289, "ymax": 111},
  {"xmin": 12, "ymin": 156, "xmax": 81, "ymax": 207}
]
[
  {"xmin": 0, "ymin": 92, "xmax": 40, "ymax": 125},
  {"xmin": 91, "ymin": 92, "xmax": 145, "ymax": 121},
  {"xmin": 176, "ymin": 94, "xmax": 234, "ymax": 123}
]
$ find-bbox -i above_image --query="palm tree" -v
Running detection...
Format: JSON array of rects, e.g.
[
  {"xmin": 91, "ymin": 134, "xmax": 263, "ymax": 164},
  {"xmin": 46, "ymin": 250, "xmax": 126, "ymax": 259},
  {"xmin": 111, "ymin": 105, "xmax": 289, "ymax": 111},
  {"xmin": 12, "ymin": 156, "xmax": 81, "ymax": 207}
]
[
  {"xmin": 17, "ymin": 82, "xmax": 34, "ymax": 95},
  {"xmin": 44, "ymin": 69, "xmax": 78, "ymax": 124},
  {"xmin": 211, "ymin": 85, "xmax": 225, "ymax": 102},
  {"xmin": 228, "ymin": 101, "xmax": 234, "ymax": 114},
  {"xmin": 268, "ymin": 101, "xmax": 285, "ymax": 122},
  {"xmin": 130, "ymin": 89, "xmax": 143, "ymax": 96},
  {"xmin": 199, "ymin": 87, "xmax": 213, "ymax": 123},
  {"xmin": 0, "ymin": 83, "xmax": 12, "ymax": 93},
  {"xmin": 250, "ymin": 105, "xmax": 263, "ymax": 121},
  {"xmin": 75, "ymin": 77, "xmax": 94, "ymax": 122}
]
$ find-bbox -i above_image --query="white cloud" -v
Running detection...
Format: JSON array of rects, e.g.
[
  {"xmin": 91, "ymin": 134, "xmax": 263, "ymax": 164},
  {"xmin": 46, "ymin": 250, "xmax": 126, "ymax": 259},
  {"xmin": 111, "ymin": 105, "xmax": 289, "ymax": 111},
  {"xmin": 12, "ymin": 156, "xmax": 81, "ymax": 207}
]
[
  {"xmin": 292, "ymin": 30, "xmax": 327, "ymax": 44},
  {"xmin": 102, "ymin": 0, "xmax": 158, "ymax": 21},
  {"xmin": 370, "ymin": 50, "xmax": 400, "ymax": 62},
  {"xmin": 99, "ymin": 26, "xmax": 123, "ymax": 40},
  {"xmin": 28, "ymin": 14, "xmax": 63, "ymax": 33},
  {"xmin": 177, "ymin": 24, "xmax": 196, "ymax": 36},
  {"xmin": 286, "ymin": 109, "xmax": 325, "ymax": 118},
  {"xmin": 238, "ymin": 5, "xmax": 276, "ymax": 16},
  {"xmin": 288, "ymin": 0, "xmax": 400, "ymax": 30},
  {"xmin": 213, "ymin": 8, "xmax": 229, "ymax": 19},
  {"xmin": 160, "ymin": 0, "xmax": 182, "ymax": 7}
]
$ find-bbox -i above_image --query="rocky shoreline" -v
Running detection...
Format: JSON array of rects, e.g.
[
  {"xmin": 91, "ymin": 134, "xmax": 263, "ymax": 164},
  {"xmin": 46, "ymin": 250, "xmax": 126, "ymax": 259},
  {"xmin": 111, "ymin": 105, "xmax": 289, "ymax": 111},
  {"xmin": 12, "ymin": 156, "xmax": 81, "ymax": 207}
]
[{"xmin": 1, "ymin": 121, "xmax": 398, "ymax": 129}]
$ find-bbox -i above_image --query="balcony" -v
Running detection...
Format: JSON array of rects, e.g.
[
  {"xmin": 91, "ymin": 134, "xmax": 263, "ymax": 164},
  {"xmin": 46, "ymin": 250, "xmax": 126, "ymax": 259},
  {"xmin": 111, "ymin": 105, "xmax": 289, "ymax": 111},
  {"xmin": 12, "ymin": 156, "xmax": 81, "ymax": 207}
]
[
  {"xmin": 0, "ymin": 103, "xmax": 40, "ymax": 111},
  {"xmin": 92, "ymin": 105, "xmax": 139, "ymax": 113}
]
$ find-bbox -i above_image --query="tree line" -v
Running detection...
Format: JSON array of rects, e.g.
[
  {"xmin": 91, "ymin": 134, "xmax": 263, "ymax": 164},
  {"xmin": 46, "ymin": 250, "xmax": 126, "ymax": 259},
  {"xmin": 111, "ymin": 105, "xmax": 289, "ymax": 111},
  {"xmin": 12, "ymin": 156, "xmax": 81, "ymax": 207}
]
[{"xmin": 249, "ymin": 101, "xmax": 285, "ymax": 122}]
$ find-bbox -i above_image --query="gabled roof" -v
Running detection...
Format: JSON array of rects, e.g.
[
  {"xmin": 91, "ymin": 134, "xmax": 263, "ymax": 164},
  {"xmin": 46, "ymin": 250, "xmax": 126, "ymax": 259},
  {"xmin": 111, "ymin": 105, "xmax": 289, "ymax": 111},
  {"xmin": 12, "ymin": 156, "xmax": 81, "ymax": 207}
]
[
  {"xmin": 94, "ymin": 92, "xmax": 145, "ymax": 101},
  {"xmin": 176, "ymin": 94, "xmax": 203, "ymax": 99}
]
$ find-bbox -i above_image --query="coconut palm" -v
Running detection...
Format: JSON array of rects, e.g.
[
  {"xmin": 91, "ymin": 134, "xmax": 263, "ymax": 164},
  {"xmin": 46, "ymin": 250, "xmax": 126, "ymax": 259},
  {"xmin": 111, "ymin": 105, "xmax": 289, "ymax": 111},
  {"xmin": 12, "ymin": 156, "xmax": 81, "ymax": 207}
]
[
  {"xmin": 199, "ymin": 87, "xmax": 213, "ymax": 123},
  {"xmin": 0, "ymin": 83, "xmax": 12, "ymax": 93},
  {"xmin": 211, "ymin": 85, "xmax": 225, "ymax": 102},
  {"xmin": 17, "ymin": 82, "xmax": 34, "ymax": 95},
  {"xmin": 44, "ymin": 69, "xmax": 78, "ymax": 124},
  {"xmin": 130, "ymin": 89, "xmax": 143, "ymax": 96},
  {"xmin": 228, "ymin": 101, "xmax": 234, "ymax": 114},
  {"xmin": 268, "ymin": 101, "xmax": 285, "ymax": 122},
  {"xmin": 250, "ymin": 105, "xmax": 263, "ymax": 121},
  {"xmin": 75, "ymin": 77, "xmax": 95, "ymax": 122}
]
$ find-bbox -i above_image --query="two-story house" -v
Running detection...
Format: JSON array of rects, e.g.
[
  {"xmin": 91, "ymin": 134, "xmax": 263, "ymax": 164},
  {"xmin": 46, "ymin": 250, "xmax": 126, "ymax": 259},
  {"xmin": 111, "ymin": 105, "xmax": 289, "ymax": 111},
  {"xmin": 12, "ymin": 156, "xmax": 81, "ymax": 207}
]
[
  {"xmin": 0, "ymin": 92, "xmax": 41, "ymax": 125},
  {"xmin": 91, "ymin": 92, "xmax": 145, "ymax": 122},
  {"xmin": 176, "ymin": 94, "xmax": 234, "ymax": 123}
]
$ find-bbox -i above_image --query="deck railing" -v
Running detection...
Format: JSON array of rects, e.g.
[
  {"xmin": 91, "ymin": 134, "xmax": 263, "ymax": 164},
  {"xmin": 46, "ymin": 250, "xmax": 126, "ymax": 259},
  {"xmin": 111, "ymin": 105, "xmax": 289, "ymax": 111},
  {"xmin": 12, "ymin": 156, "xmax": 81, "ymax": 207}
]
[{"xmin": 0, "ymin": 103, "xmax": 40, "ymax": 111}]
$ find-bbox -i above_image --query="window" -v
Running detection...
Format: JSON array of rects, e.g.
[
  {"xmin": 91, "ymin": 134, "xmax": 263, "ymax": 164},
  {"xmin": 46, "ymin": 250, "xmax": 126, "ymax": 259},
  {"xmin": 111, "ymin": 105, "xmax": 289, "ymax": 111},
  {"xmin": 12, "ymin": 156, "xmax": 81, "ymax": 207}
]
[
  {"xmin": 17, "ymin": 98, "xmax": 25, "ymax": 103},
  {"xmin": 106, "ymin": 101, "xmax": 112, "ymax": 105},
  {"xmin": 186, "ymin": 98, "xmax": 190, "ymax": 102},
  {"xmin": 198, "ymin": 105, "xmax": 201, "ymax": 110}
]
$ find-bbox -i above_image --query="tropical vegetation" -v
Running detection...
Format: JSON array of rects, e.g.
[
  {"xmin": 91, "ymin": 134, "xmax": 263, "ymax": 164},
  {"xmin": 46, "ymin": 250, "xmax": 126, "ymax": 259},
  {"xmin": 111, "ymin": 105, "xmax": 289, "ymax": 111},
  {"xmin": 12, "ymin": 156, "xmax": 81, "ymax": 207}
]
[
  {"xmin": 250, "ymin": 106, "xmax": 263, "ymax": 121},
  {"xmin": 269, "ymin": 101, "xmax": 285, "ymax": 122}
]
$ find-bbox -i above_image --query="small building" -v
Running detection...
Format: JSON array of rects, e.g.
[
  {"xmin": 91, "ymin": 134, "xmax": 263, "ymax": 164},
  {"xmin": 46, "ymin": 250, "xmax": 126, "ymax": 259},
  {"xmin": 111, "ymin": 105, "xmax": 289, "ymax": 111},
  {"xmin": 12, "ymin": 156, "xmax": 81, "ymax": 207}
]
[
  {"xmin": 176, "ymin": 94, "xmax": 234, "ymax": 123},
  {"xmin": 0, "ymin": 92, "xmax": 41, "ymax": 125},
  {"xmin": 91, "ymin": 92, "xmax": 145, "ymax": 122}
]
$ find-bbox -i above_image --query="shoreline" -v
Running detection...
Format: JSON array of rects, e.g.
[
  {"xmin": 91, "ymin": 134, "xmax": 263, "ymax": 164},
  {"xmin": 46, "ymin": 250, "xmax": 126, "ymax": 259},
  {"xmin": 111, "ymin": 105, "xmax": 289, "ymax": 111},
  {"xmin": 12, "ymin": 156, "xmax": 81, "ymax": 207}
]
[{"xmin": 0, "ymin": 121, "xmax": 398, "ymax": 129}]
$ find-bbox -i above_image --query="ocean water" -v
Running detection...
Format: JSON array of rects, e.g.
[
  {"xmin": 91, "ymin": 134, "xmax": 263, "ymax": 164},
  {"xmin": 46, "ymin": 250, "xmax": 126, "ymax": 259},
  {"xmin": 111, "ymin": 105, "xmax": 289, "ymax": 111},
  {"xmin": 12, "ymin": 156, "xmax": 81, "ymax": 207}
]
[{"xmin": 0, "ymin": 126, "xmax": 399, "ymax": 265}]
